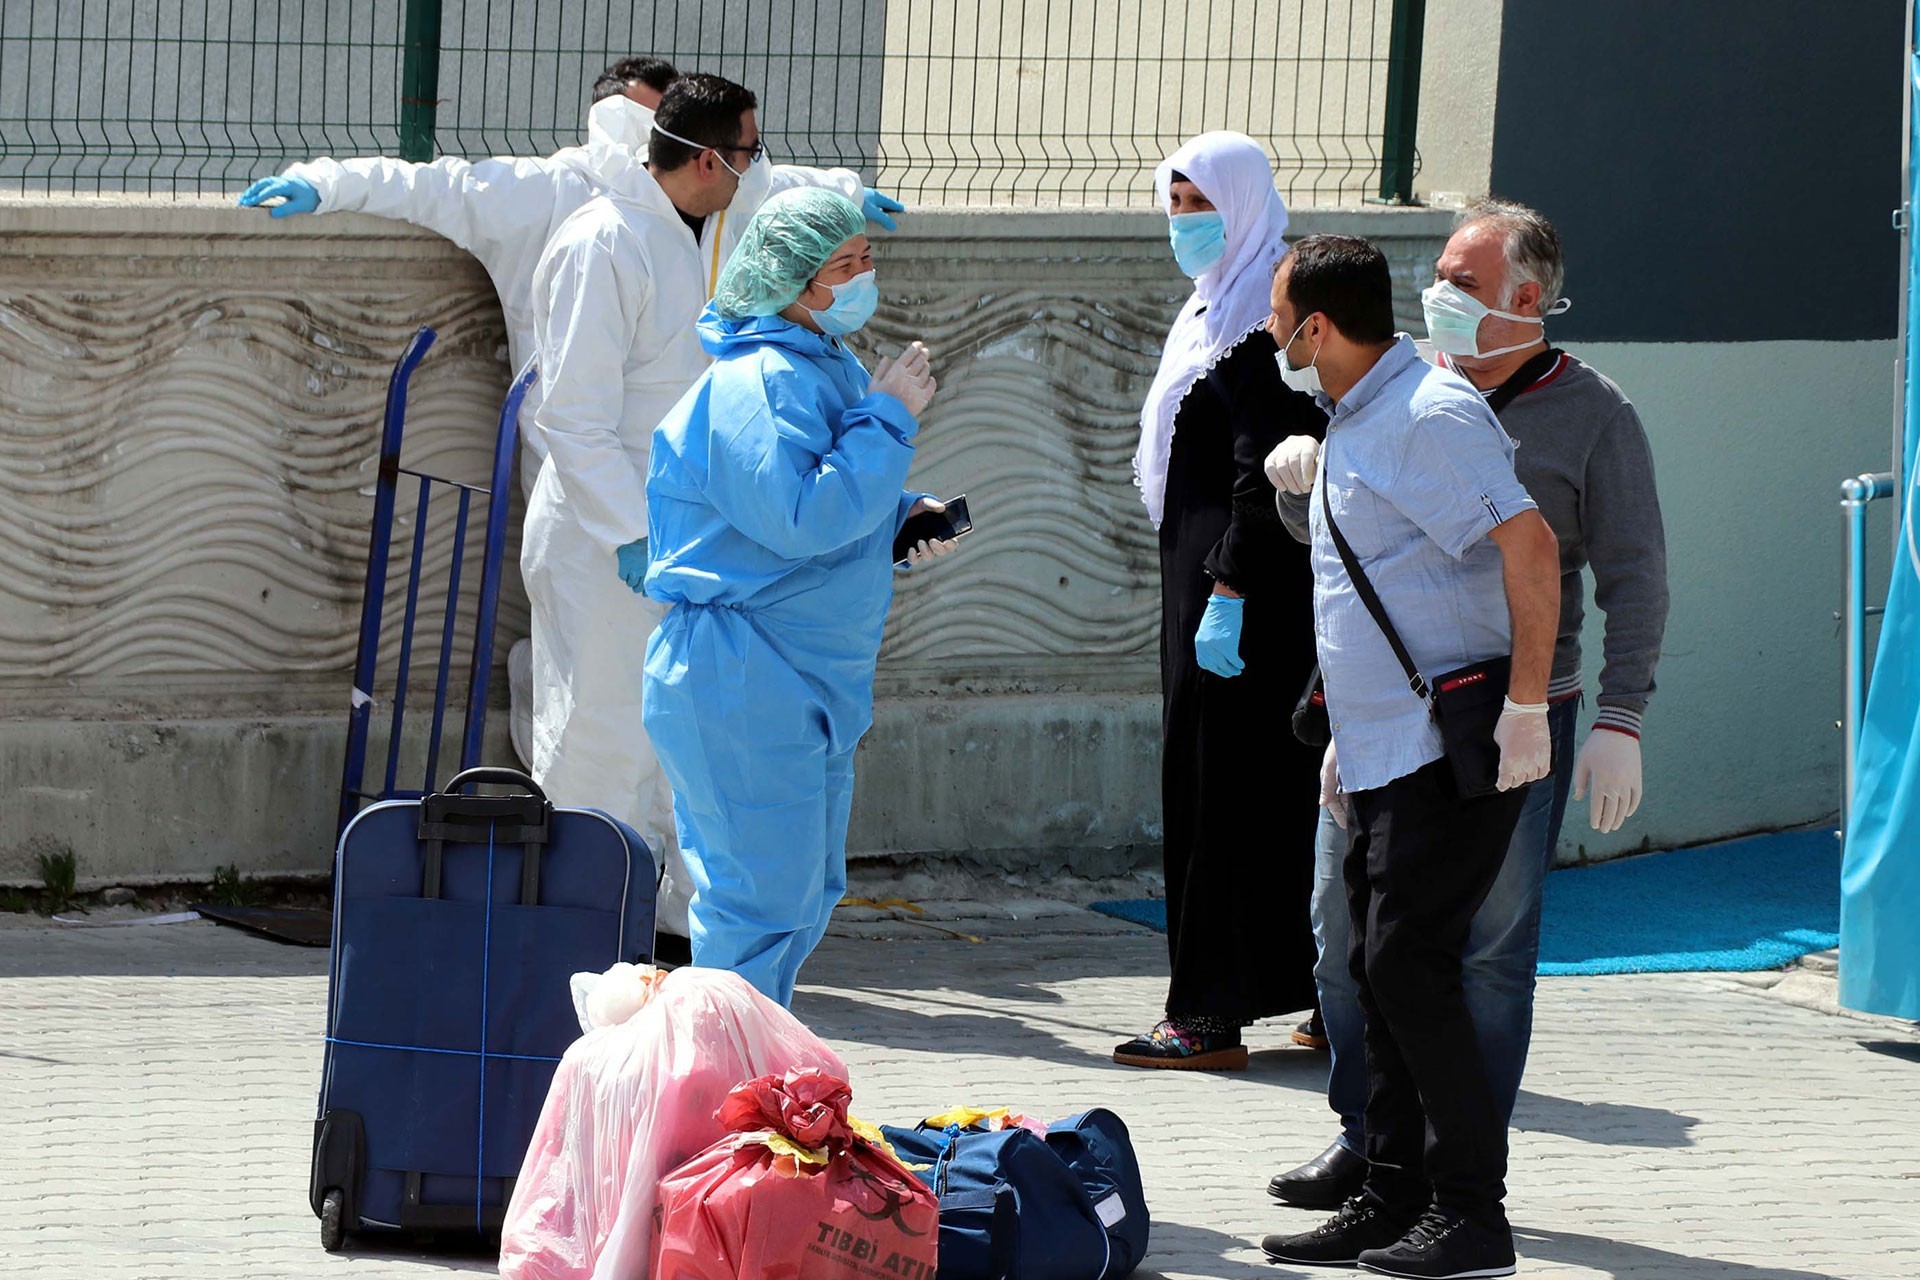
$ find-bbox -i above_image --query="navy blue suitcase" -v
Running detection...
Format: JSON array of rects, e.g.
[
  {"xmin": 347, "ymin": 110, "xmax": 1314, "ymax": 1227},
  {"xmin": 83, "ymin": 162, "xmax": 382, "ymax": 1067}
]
[{"xmin": 311, "ymin": 767, "xmax": 655, "ymax": 1252}]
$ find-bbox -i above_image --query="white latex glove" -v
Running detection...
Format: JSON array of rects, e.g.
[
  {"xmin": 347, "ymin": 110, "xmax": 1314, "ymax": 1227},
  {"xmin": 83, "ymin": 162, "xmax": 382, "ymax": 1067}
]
[
  {"xmin": 1264, "ymin": 434, "xmax": 1321, "ymax": 495},
  {"xmin": 1320, "ymin": 741, "xmax": 1352, "ymax": 830},
  {"xmin": 1571, "ymin": 727, "xmax": 1642, "ymax": 833},
  {"xmin": 1493, "ymin": 698, "xmax": 1552, "ymax": 791},
  {"xmin": 870, "ymin": 340, "xmax": 937, "ymax": 416}
]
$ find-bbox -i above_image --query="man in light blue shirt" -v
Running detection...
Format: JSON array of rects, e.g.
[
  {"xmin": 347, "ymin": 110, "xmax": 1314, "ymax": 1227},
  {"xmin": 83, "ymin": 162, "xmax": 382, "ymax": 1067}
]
[{"xmin": 1259, "ymin": 235, "xmax": 1560, "ymax": 1280}]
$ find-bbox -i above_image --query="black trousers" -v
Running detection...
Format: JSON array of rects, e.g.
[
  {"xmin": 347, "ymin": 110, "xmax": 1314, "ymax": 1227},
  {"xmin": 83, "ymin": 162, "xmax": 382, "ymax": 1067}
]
[{"xmin": 1344, "ymin": 757, "xmax": 1529, "ymax": 1227}]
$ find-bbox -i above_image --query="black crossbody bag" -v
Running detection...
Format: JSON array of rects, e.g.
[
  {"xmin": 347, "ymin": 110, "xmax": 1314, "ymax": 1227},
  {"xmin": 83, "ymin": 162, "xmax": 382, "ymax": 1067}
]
[
  {"xmin": 1315, "ymin": 482, "xmax": 1510, "ymax": 797},
  {"xmin": 1289, "ymin": 349, "xmax": 1560, "ymax": 798}
]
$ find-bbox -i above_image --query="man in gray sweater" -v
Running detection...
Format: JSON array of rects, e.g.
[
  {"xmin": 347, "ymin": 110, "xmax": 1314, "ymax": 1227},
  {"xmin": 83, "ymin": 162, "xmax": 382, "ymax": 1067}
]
[{"xmin": 1262, "ymin": 200, "xmax": 1671, "ymax": 1216}]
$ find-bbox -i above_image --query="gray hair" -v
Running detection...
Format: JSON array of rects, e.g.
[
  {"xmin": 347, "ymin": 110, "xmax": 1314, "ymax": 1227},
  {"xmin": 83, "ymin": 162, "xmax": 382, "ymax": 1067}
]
[{"xmin": 1458, "ymin": 198, "xmax": 1565, "ymax": 317}]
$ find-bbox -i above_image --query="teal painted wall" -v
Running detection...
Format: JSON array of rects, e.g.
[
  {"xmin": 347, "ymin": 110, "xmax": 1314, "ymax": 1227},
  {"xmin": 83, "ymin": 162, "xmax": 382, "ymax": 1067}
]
[{"xmin": 1553, "ymin": 340, "xmax": 1900, "ymax": 860}]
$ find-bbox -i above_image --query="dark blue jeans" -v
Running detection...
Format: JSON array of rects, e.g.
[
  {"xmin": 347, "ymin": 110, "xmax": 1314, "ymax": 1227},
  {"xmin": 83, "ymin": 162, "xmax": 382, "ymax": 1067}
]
[{"xmin": 1312, "ymin": 697, "xmax": 1580, "ymax": 1152}]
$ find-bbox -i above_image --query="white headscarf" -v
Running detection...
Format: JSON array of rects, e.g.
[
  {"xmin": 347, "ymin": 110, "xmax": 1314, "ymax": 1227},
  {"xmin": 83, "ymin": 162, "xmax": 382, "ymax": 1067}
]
[{"xmin": 1133, "ymin": 132, "xmax": 1291, "ymax": 527}]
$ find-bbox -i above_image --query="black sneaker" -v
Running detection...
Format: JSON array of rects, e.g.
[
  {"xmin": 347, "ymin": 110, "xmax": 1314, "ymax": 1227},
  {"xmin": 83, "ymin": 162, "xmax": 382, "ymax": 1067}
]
[
  {"xmin": 1291, "ymin": 1008, "xmax": 1329, "ymax": 1050},
  {"xmin": 1357, "ymin": 1209, "xmax": 1516, "ymax": 1279},
  {"xmin": 1261, "ymin": 1195, "xmax": 1418, "ymax": 1268},
  {"xmin": 1112, "ymin": 1019, "xmax": 1248, "ymax": 1070}
]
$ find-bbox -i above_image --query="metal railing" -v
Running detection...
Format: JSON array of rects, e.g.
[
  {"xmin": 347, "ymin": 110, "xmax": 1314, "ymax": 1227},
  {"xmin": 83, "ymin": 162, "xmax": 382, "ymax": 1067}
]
[
  {"xmin": 0, "ymin": 0, "xmax": 1424, "ymax": 208},
  {"xmin": 1840, "ymin": 471, "xmax": 1899, "ymax": 831}
]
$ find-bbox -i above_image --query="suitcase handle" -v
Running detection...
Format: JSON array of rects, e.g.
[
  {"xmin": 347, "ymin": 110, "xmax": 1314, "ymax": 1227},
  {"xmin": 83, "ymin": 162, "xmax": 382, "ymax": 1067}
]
[
  {"xmin": 442, "ymin": 766, "xmax": 547, "ymax": 801},
  {"xmin": 419, "ymin": 767, "xmax": 550, "ymax": 905}
]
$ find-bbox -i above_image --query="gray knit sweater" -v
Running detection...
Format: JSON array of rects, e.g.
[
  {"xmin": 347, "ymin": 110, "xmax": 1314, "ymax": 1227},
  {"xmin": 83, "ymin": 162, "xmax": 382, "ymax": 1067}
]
[{"xmin": 1482, "ymin": 351, "xmax": 1668, "ymax": 736}]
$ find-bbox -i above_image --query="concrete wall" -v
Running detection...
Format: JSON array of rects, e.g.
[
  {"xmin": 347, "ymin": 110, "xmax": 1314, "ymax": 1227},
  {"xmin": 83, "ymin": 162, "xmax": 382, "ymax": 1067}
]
[
  {"xmin": 0, "ymin": 197, "xmax": 1450, "ymax": 888},
  {"xmin": 1559, "ymin": 339, "xmax": 1896, "ymax": 861},
  {"xmin": 1410, "ymin": 0, "xmax": 1501, "ymax": 205},
  {"xmin": 0, "ymin": 196, "xmax": 1887, "ymax": 885}
]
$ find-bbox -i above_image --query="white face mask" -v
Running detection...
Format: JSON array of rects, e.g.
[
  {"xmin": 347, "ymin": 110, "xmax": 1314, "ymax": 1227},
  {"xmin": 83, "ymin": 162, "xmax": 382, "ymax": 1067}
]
[
  {"xmin": 650, "ymin": 122, "xmax": 755, "ymax": 180},
  {"xmin": 1276, "ymin": 316, "xmax": 1324, "ymax": 398},
  {"xmin": 1421, "ymin": 279, "xmax": 1571, "ymax": 359}
]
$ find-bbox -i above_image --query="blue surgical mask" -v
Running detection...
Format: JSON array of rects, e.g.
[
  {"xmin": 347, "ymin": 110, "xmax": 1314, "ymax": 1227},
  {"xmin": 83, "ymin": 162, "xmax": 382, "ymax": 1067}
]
[
  {"xmin": 805, "ymin": 269, "xmax": 879, "ymax": 336},
  {"xmin": 1168, "ymin": 211, "xmax": 1228, "ymax": 277}
]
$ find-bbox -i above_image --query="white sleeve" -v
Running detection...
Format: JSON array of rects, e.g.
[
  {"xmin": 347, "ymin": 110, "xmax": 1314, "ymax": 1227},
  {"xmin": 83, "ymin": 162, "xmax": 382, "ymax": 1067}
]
[
  {"xmin": 530, "ymin": 224, "xmax": 654, "ymax": 551},
  {"xmin": 766, "ymin": 163, "xmax": 865, "ymax": 203},
  {"xmin": 282, "ymin": 154, "xmax": 566, "ymax": 279}
]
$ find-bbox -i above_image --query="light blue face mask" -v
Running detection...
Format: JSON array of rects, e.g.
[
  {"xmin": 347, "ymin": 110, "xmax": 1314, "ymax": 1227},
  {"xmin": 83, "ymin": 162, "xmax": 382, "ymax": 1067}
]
[
  {"xmin": 805, "ymin": 268, "xmax": 879, "ymax": 336},
  {"xmin": 1168, "ymin": 211, "xmax": 1228, "ymax": 277}
]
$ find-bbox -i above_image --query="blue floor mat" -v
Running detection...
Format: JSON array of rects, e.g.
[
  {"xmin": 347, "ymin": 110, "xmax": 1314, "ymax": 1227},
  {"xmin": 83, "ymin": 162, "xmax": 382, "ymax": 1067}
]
[{"xmin": 1089, "ymin": 827, "xmax": 1842, "ymax": 976}]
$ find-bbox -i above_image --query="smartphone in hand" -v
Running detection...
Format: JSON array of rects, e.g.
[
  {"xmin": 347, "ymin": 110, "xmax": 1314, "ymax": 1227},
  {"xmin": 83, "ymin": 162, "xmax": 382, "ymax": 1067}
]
[{"xmin": 892, "ymin": 494, "xmax": 972, "ymax": 567}]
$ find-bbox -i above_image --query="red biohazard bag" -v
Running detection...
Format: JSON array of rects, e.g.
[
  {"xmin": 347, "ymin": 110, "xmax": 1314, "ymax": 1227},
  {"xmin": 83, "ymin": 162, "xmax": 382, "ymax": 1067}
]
[{"xmin": 652, "ymin": 1070, "xmax": 940, "ymax": 1280}]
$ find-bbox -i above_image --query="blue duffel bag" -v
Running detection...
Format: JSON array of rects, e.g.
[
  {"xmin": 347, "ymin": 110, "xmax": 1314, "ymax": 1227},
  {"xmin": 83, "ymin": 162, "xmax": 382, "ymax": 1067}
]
[{"xmin": 880, "ymin": 1109, "xmax": 1149, "ymax": 1280}]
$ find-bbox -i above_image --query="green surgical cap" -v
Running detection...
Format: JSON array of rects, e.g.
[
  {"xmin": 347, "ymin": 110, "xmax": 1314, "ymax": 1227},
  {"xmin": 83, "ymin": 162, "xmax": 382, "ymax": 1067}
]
[{"xmin": 712, "ymin": 187, "xmax": 868, "ymax": 318}]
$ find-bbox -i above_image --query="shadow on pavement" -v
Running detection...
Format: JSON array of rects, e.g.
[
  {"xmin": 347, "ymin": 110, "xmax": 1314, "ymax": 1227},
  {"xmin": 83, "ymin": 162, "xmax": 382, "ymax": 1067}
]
[
  {"xmin": 1512, "ymin": 1089, "xmax": 1699, "ymax": 1147},
  {"xmin": 812, "ymin": 929, "xmax": 1167, "ymax": 1001},
  {"xmin": 1515, "ymin": 1226, "xmax": 1852, "ymax": 1279},
  {"xmin": 0, "ymin": 921, "xmax": 328, "ymax": 979},
  {"xmin": 797, "ymin": 983, "xmax": 1330, "ymax": 1093},
  {"xmin": 1135, "ymin": 1218, "xmax": 1288, "ymax": 1279},
  {"xmin": 331, "ymin": 1239, "xmax": 498, "ymax": 1273},
  {"xmin": 1861, "ymin": 1038, "xmax": 1920, "ymax": 1064}
]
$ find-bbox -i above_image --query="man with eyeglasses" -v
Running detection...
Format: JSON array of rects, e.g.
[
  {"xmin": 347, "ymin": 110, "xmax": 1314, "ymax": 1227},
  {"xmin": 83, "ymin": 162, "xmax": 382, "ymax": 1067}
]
[
  {"xmin": 237, "ymin": 62, "xmax": 902, "ymax": 864},
  {"xmin": 238, "ymin": 56, "xmax": 896, "ymax": 501}
]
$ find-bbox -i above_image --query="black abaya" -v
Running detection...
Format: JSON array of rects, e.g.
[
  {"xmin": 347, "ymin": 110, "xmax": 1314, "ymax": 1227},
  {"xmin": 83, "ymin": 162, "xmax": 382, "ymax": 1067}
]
[{"xmin": 1157, "ymin": 327, "xmax": 1326, "ymax": 1024}]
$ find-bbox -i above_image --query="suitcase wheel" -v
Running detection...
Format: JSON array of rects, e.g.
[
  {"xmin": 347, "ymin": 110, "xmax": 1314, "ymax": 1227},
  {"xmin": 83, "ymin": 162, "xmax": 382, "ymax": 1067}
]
[{"xmin": 319, "ymin": 1188, "xmax": 347, "ymax": 1253}]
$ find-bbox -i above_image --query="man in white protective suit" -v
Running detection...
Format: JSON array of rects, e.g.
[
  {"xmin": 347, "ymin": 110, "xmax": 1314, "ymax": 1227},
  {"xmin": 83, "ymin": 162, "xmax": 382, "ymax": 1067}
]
[
  {"xmin": 525, "ymin": 72, "xmax": 871, "ymax": 951},
  {"xmin": 235, "ymin": 58, "xmax": 904, "ymax": 794},
  {"xmin": 239, "ymin": 68, "xmax": 906, "ymax": 951}
]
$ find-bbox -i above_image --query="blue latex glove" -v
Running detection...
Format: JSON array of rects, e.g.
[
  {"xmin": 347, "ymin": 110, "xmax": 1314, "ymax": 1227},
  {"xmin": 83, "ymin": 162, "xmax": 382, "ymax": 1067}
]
[
  {"xmin": 615, "ymin": 537, "xmax": 650, "ymax": 593},
  {"xmin": 862, "ymin": 188, "xmax": 905, "ymax": 231},
  {"xmin": 237, "ymin": 175, "xmax": 321, "ymax": 218},
  {"xmin": 1193, "ymin": 593, "xmax": 1246, "ymax": 678}
]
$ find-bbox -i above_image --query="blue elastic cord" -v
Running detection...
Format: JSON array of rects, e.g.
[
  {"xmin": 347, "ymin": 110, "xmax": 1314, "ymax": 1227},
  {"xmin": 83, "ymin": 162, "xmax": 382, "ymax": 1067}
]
[
  {"xmin": 321, "ymin": 1037, "xmax": 559, "ymax": 1065},
  {"xmin": 476, "ymin": 822, "xmax": 495, "ymax": 1230}
]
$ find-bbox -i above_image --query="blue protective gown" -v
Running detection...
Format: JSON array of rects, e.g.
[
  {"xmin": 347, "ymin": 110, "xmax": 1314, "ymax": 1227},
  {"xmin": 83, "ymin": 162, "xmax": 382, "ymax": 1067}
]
[{"xmin": 642, "ymin": 306, "xmax": 922, "ymax": 1006}]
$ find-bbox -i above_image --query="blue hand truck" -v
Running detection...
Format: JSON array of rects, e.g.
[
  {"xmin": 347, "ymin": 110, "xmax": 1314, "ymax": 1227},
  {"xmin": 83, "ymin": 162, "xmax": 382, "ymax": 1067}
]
[{"xmin": 336, "ymin": 326, "xmax": 538, "ymax": 834}]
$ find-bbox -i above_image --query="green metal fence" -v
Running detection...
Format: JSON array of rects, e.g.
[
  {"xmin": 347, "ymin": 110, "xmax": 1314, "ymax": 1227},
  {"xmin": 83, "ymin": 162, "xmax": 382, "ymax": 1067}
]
[{"xmin": 0, "ymin": 0, "xmax": 1423, "ymax": 207}]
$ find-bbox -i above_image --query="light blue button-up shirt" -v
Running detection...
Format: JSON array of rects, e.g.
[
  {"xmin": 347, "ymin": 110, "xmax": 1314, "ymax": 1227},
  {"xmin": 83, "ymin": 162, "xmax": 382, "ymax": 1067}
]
[{"xmin": 1309, "ymin": 336, "xmax": 1537, "ymax": 792}]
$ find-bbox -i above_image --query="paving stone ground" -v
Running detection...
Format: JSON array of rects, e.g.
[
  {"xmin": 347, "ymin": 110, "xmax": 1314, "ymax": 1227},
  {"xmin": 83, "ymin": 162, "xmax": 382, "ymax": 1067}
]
[{"xmin": 3, "ymin": 909, "xmax": 1918, "ymax": 1279}]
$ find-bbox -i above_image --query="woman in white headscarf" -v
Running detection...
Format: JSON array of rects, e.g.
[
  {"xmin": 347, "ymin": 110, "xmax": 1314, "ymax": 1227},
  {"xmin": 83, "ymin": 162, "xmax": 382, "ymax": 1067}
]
[{"xmin": 1115, "ymin": 132, "xmax": 1327, "ymax": 1071}]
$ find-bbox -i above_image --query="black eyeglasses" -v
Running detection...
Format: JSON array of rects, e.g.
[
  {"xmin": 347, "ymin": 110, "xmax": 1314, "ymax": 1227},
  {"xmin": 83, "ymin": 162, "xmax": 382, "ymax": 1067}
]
[{"xmin": 652, "ymin": 122, "xmax": 766, "ymax": 166}]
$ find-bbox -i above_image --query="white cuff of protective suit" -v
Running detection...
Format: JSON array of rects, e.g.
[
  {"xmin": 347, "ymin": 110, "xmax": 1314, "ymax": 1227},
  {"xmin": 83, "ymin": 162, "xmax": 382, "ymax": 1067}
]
[
  {"xmin": 282, "ymin": 158, "xmax": 345, "ymax": 213},
  {"xmin": 769, "ymin": 164, "xmax": 866, "ymax": 204}
]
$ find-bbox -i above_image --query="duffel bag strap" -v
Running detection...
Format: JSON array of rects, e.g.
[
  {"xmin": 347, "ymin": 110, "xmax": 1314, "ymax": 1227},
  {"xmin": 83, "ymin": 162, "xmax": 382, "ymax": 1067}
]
[
  {"xmin": 932, "ymin": 1183, "xmax": 1019, "ymax": 1280},
  {"xmin": 989, "ymin": 1185, "xmax": 1020, "ymax": 1280}
]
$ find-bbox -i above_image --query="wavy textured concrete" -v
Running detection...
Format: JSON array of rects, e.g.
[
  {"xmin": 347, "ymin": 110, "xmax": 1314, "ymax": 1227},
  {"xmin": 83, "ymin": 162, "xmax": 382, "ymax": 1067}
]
[{"xmin": 0, "ymin": 199, "xmax": 1451, "ymax": 883}]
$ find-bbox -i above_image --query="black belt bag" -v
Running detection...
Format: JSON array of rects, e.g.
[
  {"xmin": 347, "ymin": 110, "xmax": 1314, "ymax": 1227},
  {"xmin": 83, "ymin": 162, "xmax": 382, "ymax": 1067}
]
[
  {"xmin": 1317, "ymin": 482, "xmax": 1510, "ymax": 799},
  {"xmin": 1427, "ymin": 655, "xmax": 1511, "ymax": 798}
]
